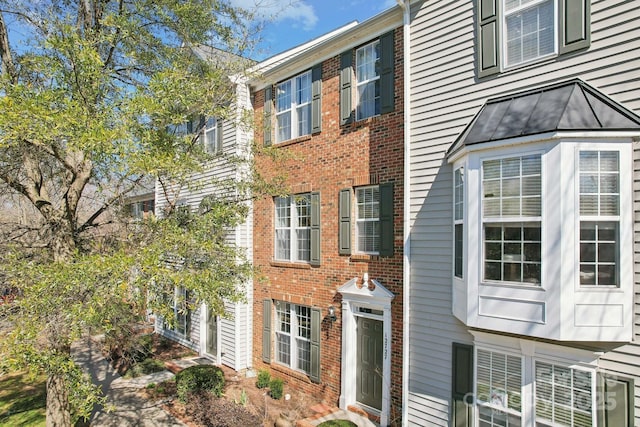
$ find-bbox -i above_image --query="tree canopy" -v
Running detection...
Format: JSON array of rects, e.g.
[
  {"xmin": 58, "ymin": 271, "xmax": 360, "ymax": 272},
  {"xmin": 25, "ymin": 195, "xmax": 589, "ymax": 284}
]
[{"xmin": 0, "ymin": 1, "xmax": 264, "ymax": 425}]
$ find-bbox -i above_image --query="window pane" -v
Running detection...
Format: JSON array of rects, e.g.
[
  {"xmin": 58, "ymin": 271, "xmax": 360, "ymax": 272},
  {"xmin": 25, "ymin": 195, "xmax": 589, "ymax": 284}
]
[
  {"xmin": 297, "ymin": 104, "xmax": 311, "ymax": 137},
  {"xmin": 276, "ymin": 81, "xmax": 291, "ymax": 111},
  {"xmin": 484, "ymin": 223, "xmax": 541, "ymax": 284},
  {"xmin": 277, "ymin": 112, "xmax": 291, "ymax": 142},
  {"xmin": 580, "ymin": 220, "xmax": 618, "ymax": 287},
  {"xmin": 483, "ymin": 155, "xmax": 541, "ymax": 218},
  {"xmin": 455, "ymin": 224, "xmax": 463, "ymax": 278},
  {"xmin": 580, "ymin": 151, "xmax": 620, "ymax": 216}
]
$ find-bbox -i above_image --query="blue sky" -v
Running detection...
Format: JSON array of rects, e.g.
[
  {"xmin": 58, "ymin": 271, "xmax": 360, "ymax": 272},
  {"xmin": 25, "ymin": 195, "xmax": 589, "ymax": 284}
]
[{"xmin": 231, "ymin": 0, "xmax": 398, "ymax": 59}]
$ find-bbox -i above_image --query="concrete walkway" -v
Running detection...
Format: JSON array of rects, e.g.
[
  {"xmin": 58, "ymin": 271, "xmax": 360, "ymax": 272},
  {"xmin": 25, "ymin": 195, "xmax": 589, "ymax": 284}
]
[{"xmin": 71, "ymin": 336, "xmax": 186, "ymax": 427}]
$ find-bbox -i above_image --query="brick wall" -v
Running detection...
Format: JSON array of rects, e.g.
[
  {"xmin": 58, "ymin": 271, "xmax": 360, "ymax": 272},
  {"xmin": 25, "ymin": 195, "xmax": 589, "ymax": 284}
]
[{"xmin": 252, "ymin": 27, "xmax": 404, "ymax": 415}]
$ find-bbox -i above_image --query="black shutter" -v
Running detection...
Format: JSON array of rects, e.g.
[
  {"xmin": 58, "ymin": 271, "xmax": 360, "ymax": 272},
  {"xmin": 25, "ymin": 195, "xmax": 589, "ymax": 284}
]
[
  {"xmin": 310, "ymin": 192, "xmax": 321, "ymax": 266},
  {"xmin": 262, "ymin": 299, "xmax": 272, "ymax": 363},
  {"xmin": 339, "ymin": 51, "xmax": 352, "ymax": 125},
  {"xmin": 452, "ymin": 343, "xmax": 474, "ymax": 427},
  {"xmin": 339, "ymin": 189, "xmax": 351, "ymax": 255},
  {"xmin": 264, "ymin": 86, "xmax": 272, "ymax": 146},
  {"xmin": 379, "ymin": 182, "xmax": 394, "ymax": 257},
  {"xmin": 477, "ymin": 0, "xmax": 500, "ymax": 78},
  {"xmin": 311, "ymin": 65, "xmax": 322, "ymax": 133},
  {"xmin": 309, "ymin": 307, "xmax": 321, "ymax": 383},
  {"xmin": 559, "ymin": 0, "xmax": 590, "ymax": 55},
  {"xmin": 598, "ymin": 373, "xmax": 633, "ymax": 427},
  {"xmin": 379, "ymin": 31, "xmax": 395, "ymax": 114},
  {"xmin": 216, "ymin": 119, "xmax": 223, "ymax": 152}
]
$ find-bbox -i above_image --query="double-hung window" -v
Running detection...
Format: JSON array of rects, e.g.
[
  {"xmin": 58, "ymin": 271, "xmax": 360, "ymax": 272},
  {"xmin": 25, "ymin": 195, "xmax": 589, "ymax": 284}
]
[
  {"xmin": 483, "ymin": 155, "xmax": 542, "ymax": 284},
  {"xmin": 579, "ymin": 151, "xmax": 619, "ymax": 286},
  {"xmin": 454, "ymin": 168, "xmax": 464, "ymax": 278},
  {"xmin": 356, "ymin": 186, "xmax": 380, "ymax": 254},
  {"xmin": 275, "ymin": 302, "xmax": 312, "ymax": 374},
  {"xmin": 504, "ymin": 0, "xmax": 555, "ymax": 67},
  {"xmin": 275, "ymin": 194, "xmax": 311, "ymax": 262},
  {"xmin": 477, "ymin": 0, "xmax": 590, "ymax": 77},
  {"xmin": 356, "ymin": 41, "xmax": 380, "ymax": 120},
  {"xmin": 276, "ymin": 71, "xmax": 312, "ymax": 142}
]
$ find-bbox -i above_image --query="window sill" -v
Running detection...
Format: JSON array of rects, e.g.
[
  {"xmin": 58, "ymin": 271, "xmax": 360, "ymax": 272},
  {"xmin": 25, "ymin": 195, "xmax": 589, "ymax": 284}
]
[
  {"xmin": 270, "ymin": 363, "xmax": 312, "ymax": 384},
  {"xmin": 273, "ymin": 134, "xmax": 312, "ymax": 147},
  {"xmin": 350, "ymin": 254, "xmax": 379, "ymax": 262},
  {"xmin": 480, "ymin": 280, "xmax": 544, "ymax": 291},
  {"xmin": 269, "ymin": 260, "xmax": 311, "ymax": 269}
]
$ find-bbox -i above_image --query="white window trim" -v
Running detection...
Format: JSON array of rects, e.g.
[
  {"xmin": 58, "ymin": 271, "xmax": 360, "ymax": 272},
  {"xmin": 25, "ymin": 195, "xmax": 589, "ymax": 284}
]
[
  {"xmin": 274, "ymin": 301, "xmax": 312, "ymax": 374},
  {"xmin": 452, "ymin": 137, "xmax": 634, "ymax": 341},
  {"xmin": 355, "ymin": 185, "xmax": 380, "ymax": 255},
  {"xmin": 355, "ymin": 40, "xmax": 380, "ymax": 121},
  {"xmin": 578, "ymin": 150, "xmax": 621, "ymax": 288},
  {"xmin": 275, "ymin": 70, "xmax": 312, "ymax": 143},
  {"xmin": 502, "ymin": 0, "xmax": 558, "ymax": 70},
  {"xmin": 481, "ymin": 153, "xmax": 543, "ymax": 286},
  {"xmin": 274, "ymin": 194, "xmax": 311, "ymax": 263}
]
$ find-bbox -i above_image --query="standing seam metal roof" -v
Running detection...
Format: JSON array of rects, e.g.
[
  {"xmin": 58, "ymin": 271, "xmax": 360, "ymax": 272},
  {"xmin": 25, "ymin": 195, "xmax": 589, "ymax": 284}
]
[{"xmin": 448, "ymin": 79, "xmax": 640, "ymax": 157}]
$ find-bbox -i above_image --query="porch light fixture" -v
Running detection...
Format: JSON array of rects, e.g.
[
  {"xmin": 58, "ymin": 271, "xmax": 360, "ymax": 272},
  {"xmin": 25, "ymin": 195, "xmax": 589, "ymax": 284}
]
[{"xmin": 328, "ymin": 306, "xmax": 337, "ymax": 322}]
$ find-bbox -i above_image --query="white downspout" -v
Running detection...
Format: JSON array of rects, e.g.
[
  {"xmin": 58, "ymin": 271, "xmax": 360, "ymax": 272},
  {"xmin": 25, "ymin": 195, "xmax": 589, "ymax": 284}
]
[{"xmin": 396, "ymin": 1, "xmax": 411, "ymax": 426}]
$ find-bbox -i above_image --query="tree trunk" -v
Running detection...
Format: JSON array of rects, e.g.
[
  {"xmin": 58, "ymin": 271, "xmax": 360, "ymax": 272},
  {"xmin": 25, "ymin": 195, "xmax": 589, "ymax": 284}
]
[{"xmin": 46, "ymin": 373, "xmax": 71, "ymax": 427}]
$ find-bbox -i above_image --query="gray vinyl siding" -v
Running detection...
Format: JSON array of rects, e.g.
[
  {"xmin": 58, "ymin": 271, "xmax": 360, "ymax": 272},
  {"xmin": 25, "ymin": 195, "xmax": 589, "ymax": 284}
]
[
  {"xmin": 407, "ymin": 0, "xmax": 640, "ymax": 425},
  {"xmin": 154, "ymin": 89, "xmax": 254, "ymax": 371}
]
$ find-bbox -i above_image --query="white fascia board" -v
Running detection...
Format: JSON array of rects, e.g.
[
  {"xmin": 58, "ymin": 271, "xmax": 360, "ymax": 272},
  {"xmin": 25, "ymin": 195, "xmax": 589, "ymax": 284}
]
[
  {"xmin": 447, "ymin": 131, "xmax": 640, "ymax": 163},
  {"xmin": 249, "ymin": 6, "xmax": 403, "ymax": 90}
]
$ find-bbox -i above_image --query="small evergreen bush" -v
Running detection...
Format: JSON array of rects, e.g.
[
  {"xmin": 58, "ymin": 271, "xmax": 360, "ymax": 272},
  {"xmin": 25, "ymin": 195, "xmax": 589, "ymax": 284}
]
[
  {"xmin": 256, "ymin": 369, "xmax": 271, "ymax": 389},
  {"xmin": 269, "ymin": 377, "xmax": 284, "ymax": 400},
  {"xmin": 175, "ymin": 365, "xmax": 225, "ymax": 402}
]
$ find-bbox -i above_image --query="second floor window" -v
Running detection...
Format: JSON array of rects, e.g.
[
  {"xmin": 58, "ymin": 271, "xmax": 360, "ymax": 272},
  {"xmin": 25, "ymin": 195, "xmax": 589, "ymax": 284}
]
[
  {"xmin": 275, "ymin": 194, "xmax": 311, "ymax": 262},
  {"xmin": 483, "ymin": 155, "xmax": 542, "ymax": 284},
  {"xmin": 356, "ymin": 186, "xmax": 380, "ymax": 254},
  {"xmin": 276, "ymin": 71, "xmax": 312, "ymax": 142},
  {"xmin": 504, "ymin": 0, "xmax": 555, "ymax": 67},
  {"xmin": 356, "ymin": 40, "xmax": 380, "ymax": 120},
  {"xmin": 477, "ymin": 0, "xmax": 589, "ymax": 77}
]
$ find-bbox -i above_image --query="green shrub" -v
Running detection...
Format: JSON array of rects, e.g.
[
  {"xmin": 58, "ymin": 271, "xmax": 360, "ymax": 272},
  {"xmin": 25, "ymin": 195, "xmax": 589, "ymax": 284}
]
[
  {"xmin": 175, "ymin": 365, "xmax": 225, "ymax": 402},
  {"xmin": 269, "ymin": 377, "xmax": 284, "ymax": 400},
  {"xmin": 255, "ymin": 369, "xmax": 271, "ymax": 389}
]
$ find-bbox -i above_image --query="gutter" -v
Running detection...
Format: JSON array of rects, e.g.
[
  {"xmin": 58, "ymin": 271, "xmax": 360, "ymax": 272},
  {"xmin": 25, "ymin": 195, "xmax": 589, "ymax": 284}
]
[{"xmin": 397, "ymin": 0, "xmax": 411, "ymax": 426}]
